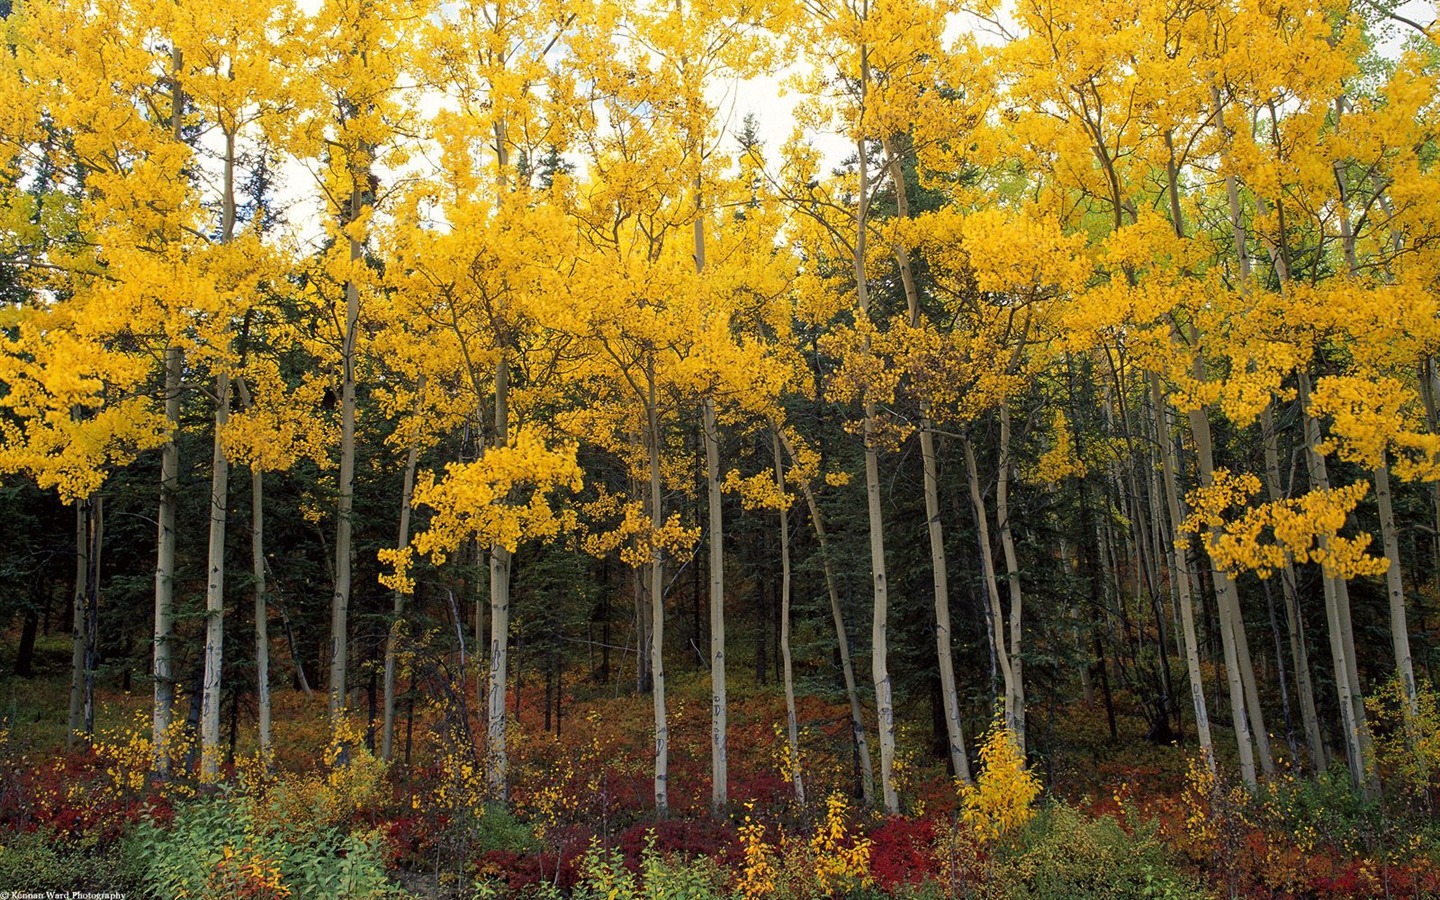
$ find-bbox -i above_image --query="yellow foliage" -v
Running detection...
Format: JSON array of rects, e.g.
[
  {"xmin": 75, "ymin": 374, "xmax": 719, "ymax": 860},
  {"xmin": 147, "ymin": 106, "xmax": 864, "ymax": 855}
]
[
  {"xmin": 1309, "ymin": 375, "xmax": 1440, "ymax": 481},
  {"xmin": 255, "ymin": 716, "xmax": 388, "ymax": 835},
  {"xmin": 960, "ymin": 716, "xmax": 1041, "ymax": 842},
  {"xmin": 807, "ymin": 793, "xmax": 873, "ymax": 894},
  {"xmin": 736, "ymin": 805, "xmax": 777, "ymax": 900},
  {"xmin": 1365, "ymin": 676, "xmax": 1440, "ymax": 797},
  {"xmin": 409, "ymin": 428, "xmax": 583, "ymax": 567},
  {"xmin": 1181, "ymin": 470, "xmax": 1387, "ymax": 580},
  {"xmin": 1025, "ymin": 409, "xmax": 1087, "ymax": 484}
]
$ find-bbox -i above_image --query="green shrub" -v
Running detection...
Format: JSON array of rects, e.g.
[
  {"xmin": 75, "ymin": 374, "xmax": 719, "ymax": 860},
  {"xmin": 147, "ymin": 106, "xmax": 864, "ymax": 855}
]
[
  {"xmin": 992, "ymin": 804, "xmax": 1206, "ymax": 900},
  {"xmin": 567, "ymin": 836, "xmax": 726, "ymax": 900},
  {"xmin": 472, "ymin": 801, "xmax": 540, "ymax": 854},
  {"xmin": 134, "ymin": 792, "xmax": 401, "ymax": 899},
  {"xmin": 0, "ymin": 827, "xmax": 147, "ymax": 891}
]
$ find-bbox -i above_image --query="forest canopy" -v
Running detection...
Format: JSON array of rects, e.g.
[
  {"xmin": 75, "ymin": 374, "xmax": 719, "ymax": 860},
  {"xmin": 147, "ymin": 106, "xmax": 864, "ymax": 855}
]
[{"xmin": 2, "ymin": 0, "xmax": 1440, "ymax": 895}]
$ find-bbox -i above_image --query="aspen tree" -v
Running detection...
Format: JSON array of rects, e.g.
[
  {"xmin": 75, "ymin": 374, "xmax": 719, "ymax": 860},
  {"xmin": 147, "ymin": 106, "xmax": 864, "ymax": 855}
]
[
  {"xmin": 0, "ymin": 0, "xmax": 180, "ymax": 748},
  {"xmin": 284, "ymin": 0, "xmax": 415, "ymax": 721}
]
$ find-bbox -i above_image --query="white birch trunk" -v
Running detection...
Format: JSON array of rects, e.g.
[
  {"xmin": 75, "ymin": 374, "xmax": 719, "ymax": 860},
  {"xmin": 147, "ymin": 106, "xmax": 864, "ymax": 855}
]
[
  {"xmin": 774, "ymin": 432, "xmax": 804, "ymax": 805},
  {"xmin": 1149, "ymin": 374, "xmax": 1214, "ymax": 770},
  {"xmin": 201, "ymin": 371, "xmax": 230, "ymax": 780},
  {"xmin": 705, "ymin": 397, "xmax": 727, "ymax": 811}
]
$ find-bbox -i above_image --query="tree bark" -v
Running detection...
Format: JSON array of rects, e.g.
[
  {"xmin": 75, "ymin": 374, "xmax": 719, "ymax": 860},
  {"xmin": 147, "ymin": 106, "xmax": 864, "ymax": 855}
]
[
  {"xmin": 997, "ymin": 404, "xmax": 1025, "ymax": 747},
  {"xmin": 848, "ymin": 69, "xmax": 896, "ymax": 811},
  {"xmin": 1186, "ymin": 398, "xmax": 1262, "ymax": 788},
  {"xmin": 201, "ymin": 371, "xmax": 231, "ymax": 781},
  {"xmin": 645, "ymin": 363, "xmax": 669, "ymax": 816},
  {"xmin": 329, "ymin": 175, "xmax": 363, "ymax": 720},
  {"xmin": 251, "ymin": 465, "xmax": 271, "ymax": 759},
  {"xmin": 774, "ymin": 432, "xmax": 804, "ymax": 805},
  {"xmin": 962, "ymin": 436, "xmax": 1016, "ymax": 738},
  {"xmin": 488, "ymin": 355, "xmax": 513, "ymax": 800},
  {"xmin": 154, "ymin": 43, "xmax": 184, "ymax": 774},
  {"xmin": 704, "ymin": 396, "xmax": 727, "ymax": 811}
]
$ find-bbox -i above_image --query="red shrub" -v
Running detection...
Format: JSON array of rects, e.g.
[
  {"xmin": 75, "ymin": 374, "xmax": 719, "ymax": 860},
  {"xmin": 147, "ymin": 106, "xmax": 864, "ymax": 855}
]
[{"xmin": 868, "ymin": 816, "xmax": 937, "ymax": 889}]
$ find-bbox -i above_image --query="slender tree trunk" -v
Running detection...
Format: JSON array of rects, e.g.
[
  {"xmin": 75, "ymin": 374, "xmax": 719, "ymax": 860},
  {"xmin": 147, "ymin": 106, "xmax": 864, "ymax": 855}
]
[
  {"xmin": 488, "ymin": 128, "xmax": 516, "ymax": 799},
  {"xmin": 997, "ymin": 404, "xmax": 1025, "ymax": 747},
  {"xmin": 848, "ymin": 82, "xmax": 897, "ymax": 812},
  {"xmin": 251, "ymin": 465, "xmax": 270, "ymax": 759},
  {"xmin": 201, "ymin": 371, "xmax": 231, "ymax": 781},
  {"xmin": 68, "ymin": 498, "xmax": 88, "ymax": 749},
  {"xmin": 83, "ymin": 497, "xmax": 102, "ymax": 736},
  {"xmin": 1297, "ymin": 372, "xmax": 1377, "ymax": 794},
  {"xmin": 647, "ymin": 364, "xmax": 669, "ymax": 817},
  {"xmin": 862, "ymin": 403, "xmax": 898, "ymax": 814},
  {"xmin": 1419, "ymin": 359, "xmax": 1440, "ymax": 594},
  {"xmin": 704, "ymin": 396, "xmax": 727, "ymax": 811},
  {"xmin": 489, "ymin": 356, "xmax": 513, "ymax": 800},
  {"xmin": 329, "ymin": 179, "xmax": 363, "ymax": 720},
  {"xmin": 1261, "ymin": 403, "xmax": 1326, "ymax": 772},
  {"xmin": 1186, "ymin": 399, "xmax": 1261, "ymax": 788},
  {"xmin": 784, "ymin": 437, "xmax": 874, "ymax": 804},
  {"xmin": 201, "ymin": 131, "xmax": 239, "ymax": 780},
  {"xmin": 154, "ymin": 44, "xmax": 184, "ymax": 776},
  {"xmin": 154, "ymin": 347, "xmax": 181, "ymax": 773},
  {"xmin": 1375, "ymin": 459, "xmax": 1420, "ymax": 719},
  {"xmin": 883, "ymin": 136, "xmax": 970, "ymax": 783},
  {"xmin": 1206, "ymin": 90, "xmax": 1275, "ymax": 783},
  {"xmin": 1263, "ymin": 580, "xmax": 1299, "ymax": 764},
  {"xmin": 232, "ymin": 377, "xmax": 271, "ymax": 761},
  {"xmin": 382, "ymin": 379, "xmax": 424, "ymax": 761},
  {"xmin": 963, "ymin": 437, "xmax": 1016, "ymax": 733},
  {"xmin": 774, "ymin": 432, "xmax": 804, "ymax": 805}
]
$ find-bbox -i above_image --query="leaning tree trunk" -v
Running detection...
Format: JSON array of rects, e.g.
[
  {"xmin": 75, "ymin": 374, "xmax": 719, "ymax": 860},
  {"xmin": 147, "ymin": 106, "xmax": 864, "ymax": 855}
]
[
  {"xmin": 1261, "ymin": 402, "xmax": 1326, "ymax": 772},
  {"xmin": 774, "ymin": 432, "xmax": 804, "ymax": 805},
  {"xmin": 1187, "ymin": 399, "xmax": 1263, "ymax": 789},
  {"xmin": 1149, "ymin": 373, "xmax": 1214, "ymax": 771},
  {"xmin": 1297, "ymin": 372, "xmax": 1378, "ymax": 795},
  {"xmin": 997, "ymin": 403, "xmax": 1026, "ymax": 747},
  {"xmin": 1375, "ymin": 458, "xmax": 1420, "ymax": 719},
  {"xmin": 962, "ymin": 436, "xmax": 1017, "ymax": 738},
  {"xmin": 329, "ymin": 180, "xmax": 363, "ymax": 721},
  {"xmin": 882, "ymin": 136, "xmax": 970, "ymax": 783},
  {"xmin": 780, "ymin": 431, "xmax": 874, "ymax": 804},
  {"xmin": 382, "ymin": 379, "xmax": 424, "ymax": 762}
]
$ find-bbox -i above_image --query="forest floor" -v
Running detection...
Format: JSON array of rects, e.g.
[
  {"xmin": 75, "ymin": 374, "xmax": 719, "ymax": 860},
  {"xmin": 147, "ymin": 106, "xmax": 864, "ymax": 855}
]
[{"xmin": 1, "ymin": 631, "xmax": 1438, "ymax": 899}]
